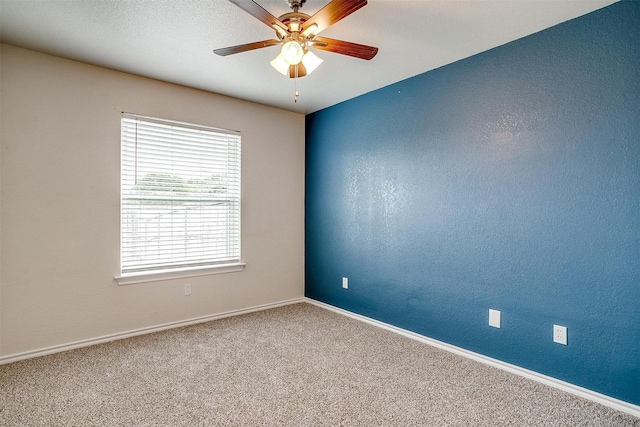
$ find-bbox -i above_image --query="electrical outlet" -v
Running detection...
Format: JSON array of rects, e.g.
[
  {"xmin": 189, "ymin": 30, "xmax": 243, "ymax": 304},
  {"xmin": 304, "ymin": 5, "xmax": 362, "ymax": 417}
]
[
  {"xmin": 489, "ymin": 309, "xmax": 501, "ymax": 328},
  {"xmin": 184, "ymin": 283, "xmax": 192, "ymax": 296},
  {"xmin": 342, "ymin": 277, "xmax": 348, "ymax": 289},
  {"xmin": 553, "ymin": 324, "xmax": 567, "ymax": 345}
]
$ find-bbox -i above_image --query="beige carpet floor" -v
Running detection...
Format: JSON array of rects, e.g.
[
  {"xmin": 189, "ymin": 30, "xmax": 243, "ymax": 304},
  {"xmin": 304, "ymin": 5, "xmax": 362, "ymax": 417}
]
[{"xmin": 1, "ymin": 302, "xmax": 638, "ymax": 426}]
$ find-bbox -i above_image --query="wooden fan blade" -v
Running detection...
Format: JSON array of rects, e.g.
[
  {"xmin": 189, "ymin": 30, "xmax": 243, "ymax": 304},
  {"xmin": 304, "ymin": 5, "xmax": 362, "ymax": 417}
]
[
  {"xmin": 311, "ymin": 36, "xmax": 378, "ymax": 60},
  {"xmin": 301, "ymin": 0, "xmax": 368, "ymax": 36},
  {"xmin": 229, "ymin": 0, "xmax": 289, "ymax": 35},
  {"xmin": 214, "ymin": 39, "xmax": 280, "ymax": 56}
]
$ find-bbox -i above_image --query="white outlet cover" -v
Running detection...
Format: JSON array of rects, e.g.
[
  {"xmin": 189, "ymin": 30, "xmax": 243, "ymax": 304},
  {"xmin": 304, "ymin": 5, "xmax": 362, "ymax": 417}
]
[
  {"xmin": 553, "ymin": 324, "xmax": 567, "ymax": 345},
  {"xmin": 342, "ymin": 277, "xmax": 348, "ymax": 289},
  {"xmin": 489, "ymin": 309, "xmax": 501, "ymax": 328}
]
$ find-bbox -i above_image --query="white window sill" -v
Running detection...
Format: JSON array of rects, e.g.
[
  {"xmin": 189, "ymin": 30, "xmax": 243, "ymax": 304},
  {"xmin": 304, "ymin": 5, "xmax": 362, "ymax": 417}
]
[{"xmin": 115, "ymin": 263, "xmax": 246, "ymax": 286}]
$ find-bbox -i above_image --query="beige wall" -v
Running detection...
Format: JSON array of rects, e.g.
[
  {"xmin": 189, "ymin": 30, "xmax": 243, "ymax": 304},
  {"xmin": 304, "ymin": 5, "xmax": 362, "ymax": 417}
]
[{"xmin": 0, "ymin": 44, "xmax": 305, "ymax": 358}]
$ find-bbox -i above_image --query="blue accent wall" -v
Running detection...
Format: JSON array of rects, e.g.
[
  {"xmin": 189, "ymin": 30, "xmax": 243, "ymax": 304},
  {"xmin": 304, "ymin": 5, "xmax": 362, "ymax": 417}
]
[{"xmin": 305, "ymin": 1, "xmax": 640, "ymax": 405}]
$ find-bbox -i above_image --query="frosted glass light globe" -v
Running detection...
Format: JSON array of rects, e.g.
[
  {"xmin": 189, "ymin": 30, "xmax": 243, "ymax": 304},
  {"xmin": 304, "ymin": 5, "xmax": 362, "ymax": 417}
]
[{"xmin": 281, "ymin": 41, "xmax": 304, "ymax": 65}]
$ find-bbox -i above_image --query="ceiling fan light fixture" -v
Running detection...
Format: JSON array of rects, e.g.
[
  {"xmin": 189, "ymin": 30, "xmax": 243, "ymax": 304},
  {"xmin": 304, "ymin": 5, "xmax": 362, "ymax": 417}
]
[
  {"xmin": 270, "ymin": 53, "xmax": 290, "ymax": 75},
  {"xmin": 301, "ymin": 50, "xmax": 323, "ymax": 75},
  {"xmin": 281, "ymin": 41, "xmax": 304, "ymax": 65},
  {"xmin": 216, "ymin": 0, "xmax": 378, "ymax": 85}
]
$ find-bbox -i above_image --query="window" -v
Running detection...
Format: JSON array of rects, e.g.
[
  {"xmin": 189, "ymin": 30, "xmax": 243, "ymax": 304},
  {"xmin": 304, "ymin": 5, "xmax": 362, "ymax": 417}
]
[{"xmin": 119, "ymin": 113, "xmax": 241, "ymax": 280}]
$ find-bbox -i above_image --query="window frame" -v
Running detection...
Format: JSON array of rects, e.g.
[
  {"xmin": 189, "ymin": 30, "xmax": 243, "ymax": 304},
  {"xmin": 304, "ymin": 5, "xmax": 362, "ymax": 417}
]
[{"xmin": 115, "ymin": 113, "xmax": 244, "ymax": 285}]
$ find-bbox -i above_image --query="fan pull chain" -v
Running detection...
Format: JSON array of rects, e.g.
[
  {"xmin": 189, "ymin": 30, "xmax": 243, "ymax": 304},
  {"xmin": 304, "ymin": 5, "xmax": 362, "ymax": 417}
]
[{"xmin": 294, "ymin": 66, "xmax": 299, "ymax": 103}]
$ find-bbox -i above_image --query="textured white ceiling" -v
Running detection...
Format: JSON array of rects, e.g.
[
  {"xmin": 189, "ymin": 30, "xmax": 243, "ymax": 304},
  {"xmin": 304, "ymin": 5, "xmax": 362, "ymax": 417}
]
[{"xmin": 1, "ymin": 0, "xmax": 616, "ymax": 114}]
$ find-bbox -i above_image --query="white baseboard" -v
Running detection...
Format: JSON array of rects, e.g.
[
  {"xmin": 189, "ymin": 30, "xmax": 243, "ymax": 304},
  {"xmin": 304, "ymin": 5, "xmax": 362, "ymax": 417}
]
[
  {"xmin": 305, "ymin": 298, "xmax": 640, "ymax": 419},
  {"xmin": 2, "ymin": 296, "xmax": 636, "ymax": 418},
  {"xmin": 0, "ymin": 297, "xmax": 306, "ymax": 365}
]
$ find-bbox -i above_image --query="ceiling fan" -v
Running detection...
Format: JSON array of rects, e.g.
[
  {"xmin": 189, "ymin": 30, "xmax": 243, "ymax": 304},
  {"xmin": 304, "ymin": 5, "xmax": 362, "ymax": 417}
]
[{"xmin": 214, "ymin": 0, "xmax": 378, "ymax": 78}]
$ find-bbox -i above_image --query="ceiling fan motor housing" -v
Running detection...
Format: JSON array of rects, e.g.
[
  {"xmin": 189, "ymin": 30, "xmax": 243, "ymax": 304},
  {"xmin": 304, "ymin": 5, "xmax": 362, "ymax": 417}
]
[{"xmin": 277, "ymin": 12, "xmax": 311, "ymax": 40}]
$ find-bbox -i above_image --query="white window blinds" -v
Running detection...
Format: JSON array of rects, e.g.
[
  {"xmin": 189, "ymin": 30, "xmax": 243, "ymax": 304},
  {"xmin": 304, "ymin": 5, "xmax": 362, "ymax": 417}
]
[{"xmin": 121, "ymin": 113, "xmax": 241, "ymax": 274}]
